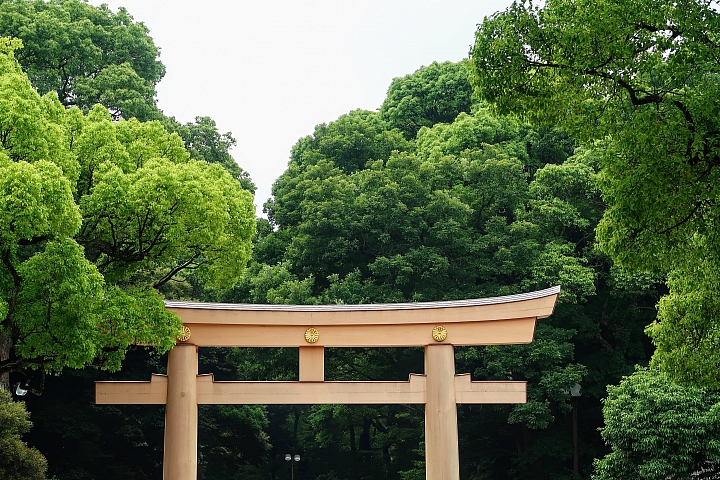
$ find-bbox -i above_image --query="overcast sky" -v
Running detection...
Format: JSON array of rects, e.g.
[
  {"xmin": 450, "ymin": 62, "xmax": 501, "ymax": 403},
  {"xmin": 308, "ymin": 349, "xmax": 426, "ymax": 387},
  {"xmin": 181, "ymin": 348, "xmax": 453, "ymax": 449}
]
[{"xmin": 88, "ymin": 0, "xmax": 513, "ymax": 216}]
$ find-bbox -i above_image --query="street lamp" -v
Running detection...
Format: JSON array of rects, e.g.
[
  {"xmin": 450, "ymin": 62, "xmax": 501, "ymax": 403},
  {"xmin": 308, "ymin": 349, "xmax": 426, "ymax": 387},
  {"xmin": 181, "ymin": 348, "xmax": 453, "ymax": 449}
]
[
  {"xmin": 15, "ymin": 382, "xmax": 27, "ymax": 396},
  {"xmin": 570, "ymin": 383, "xmax": 582, "ymax": 474},
  {"xmin": 285, "ymin": 453, "xmax": 300, "ymax": 479}
]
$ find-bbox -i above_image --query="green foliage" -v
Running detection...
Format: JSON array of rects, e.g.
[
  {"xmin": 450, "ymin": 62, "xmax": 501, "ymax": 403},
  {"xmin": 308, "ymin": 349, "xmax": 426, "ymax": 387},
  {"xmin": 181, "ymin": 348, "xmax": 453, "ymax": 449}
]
[
  {"xmin": 162, "ymin": 115, "xmax": 256, "ymax": 193},
  {"xmin": 198, "ymin": 404, "xmax": 271, "ymax": 479},
  {"xmin": 470, "ymin": 0, "xmax": 720, "ymax": 386},
  {"xmin": 0, "ymin": 0, "xmax": 253, "ymax": 189},
  {"xmin": 649, "ymin": 257, "xmax": 720, "ymax": 388},
  {"xmin": 592, "ymin": 367, "xmax": 720, "ymax": 480},
  {"xmin": 380, "ymin": 61, "xmax": 474, "ymax": 139},
  {"xmin": 0, "ymin": 0, "xmax": 165, "ymax": 120},
  {"xmin": 0, "ymin": 42, "xmax": 255, "ymax": 381},
  {"xmin": 0, "ymin": 388, "xmax": 47, "ymax": 480},
  {"xmin": 281, "ymin": 109, "xmax": 410, "ymax": 175}
]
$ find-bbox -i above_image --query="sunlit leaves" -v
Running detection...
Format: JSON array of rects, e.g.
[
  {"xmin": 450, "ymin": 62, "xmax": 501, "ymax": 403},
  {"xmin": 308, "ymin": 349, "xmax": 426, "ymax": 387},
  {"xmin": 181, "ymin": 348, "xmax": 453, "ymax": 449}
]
[
  {"xmin": 0, "ymin": 389, "xmax": 47, "ymax": 479},
  {"xmin": 0, "ymin": 159, "xmax": 80, "ymax": 245},
  {"xmin": 0, "ymin": 42, "xmax": 255, "ymax": 378}
]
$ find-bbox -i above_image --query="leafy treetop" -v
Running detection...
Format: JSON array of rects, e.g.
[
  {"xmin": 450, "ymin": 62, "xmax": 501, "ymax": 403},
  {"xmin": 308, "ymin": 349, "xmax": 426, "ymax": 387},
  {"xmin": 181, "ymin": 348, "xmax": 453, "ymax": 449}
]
[
  {"xmin": 380, "ymin": 61, "xmax": 474, "ymax": 139},
  {"xmin": 470, "ymin": 0, "xmax": 720, "ymax": 387},
  {"xmin": 0, "ymin": 39, "xmax": 255, "ymax": 389},
  {"xmin": 0, "ymin": 0, "xmax": 165, "ymax": 121}
]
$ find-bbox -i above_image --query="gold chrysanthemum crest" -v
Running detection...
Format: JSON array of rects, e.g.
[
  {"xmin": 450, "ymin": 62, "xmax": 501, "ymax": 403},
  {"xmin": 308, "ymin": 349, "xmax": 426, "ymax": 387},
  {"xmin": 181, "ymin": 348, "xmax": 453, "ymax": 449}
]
[
  {"xmin": 304, "ymin": 327, "xmax": 320, "ymax": 343},
  {"xmin": 432, "ymin": 326, "xmax": 447, "ymax": 342},
  {"xmin": 177, "ymin": 325, "xmax": 192, "ymax": 342}
]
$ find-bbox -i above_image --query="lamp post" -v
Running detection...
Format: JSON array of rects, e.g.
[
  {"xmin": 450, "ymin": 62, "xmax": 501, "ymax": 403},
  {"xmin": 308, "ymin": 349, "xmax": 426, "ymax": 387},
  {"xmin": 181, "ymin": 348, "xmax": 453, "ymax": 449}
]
[
  {"xmin": 284, "ymin": 453, "xmax": 300, "ymax": 480},
  {"xmin": 570, "ymin": 382, "xmax": 582, "ymax": 475}
]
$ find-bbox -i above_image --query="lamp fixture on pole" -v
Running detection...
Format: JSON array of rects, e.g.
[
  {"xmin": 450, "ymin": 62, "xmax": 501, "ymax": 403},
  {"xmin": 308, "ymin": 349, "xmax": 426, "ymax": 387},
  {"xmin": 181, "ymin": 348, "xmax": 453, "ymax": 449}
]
[
  {"xmin": 285, "ymin": 453, "xmax": 300, "ymax": 479},
  {"xmin": 570, "ymin": 382, "xmax": 582, "ymax": 474}
]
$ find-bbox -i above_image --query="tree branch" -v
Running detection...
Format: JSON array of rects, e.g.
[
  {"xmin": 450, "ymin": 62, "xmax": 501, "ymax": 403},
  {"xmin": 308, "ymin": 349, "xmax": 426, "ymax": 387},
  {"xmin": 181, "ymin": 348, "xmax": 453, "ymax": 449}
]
[{"xmin": 153, "ymin": 253, "xmax": 204, "ymax": 289}]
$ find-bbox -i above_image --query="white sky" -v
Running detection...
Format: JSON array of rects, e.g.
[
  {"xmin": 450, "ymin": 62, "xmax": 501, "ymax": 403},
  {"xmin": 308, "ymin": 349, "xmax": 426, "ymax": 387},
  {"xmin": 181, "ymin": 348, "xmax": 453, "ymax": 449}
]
[{"xmin": 88, "ymin": 0, "xmax": 512, "ymax": 216}]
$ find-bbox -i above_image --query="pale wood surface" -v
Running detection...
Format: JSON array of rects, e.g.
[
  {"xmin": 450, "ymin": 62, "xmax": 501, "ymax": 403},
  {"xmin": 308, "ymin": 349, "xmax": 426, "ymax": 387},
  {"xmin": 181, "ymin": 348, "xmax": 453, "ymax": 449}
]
[
  {"xmin": 178, "ymin": 317, "xmax": 537, "ymax": 348},
  {"xmin": 196, "ymin": 374, "xmax": 428, "ymax": 404},
  {"xmin": 454, "ymin": 374, "xmax": 527, "ymax": 404},
  {"xmin": 163, "ymin": 344, "xmax": 198, "ymax": 480},
  {"xmin": 425, "ymin": 345, "xmax": 460, "ymax": 480},
  {"xmin": 96, "ymin": 374, "xmax": 168, "ymax": 404},
  {"xmin": 95, "ymin": 374, "xmax": 526, "ymax": 405},
  {"xmin": 98, "ymin": 288, "xmax": 559, "ymax": 480},
  {"xmin": 299, "ymin": 346, "xmax": 325, "ymax": 381}
]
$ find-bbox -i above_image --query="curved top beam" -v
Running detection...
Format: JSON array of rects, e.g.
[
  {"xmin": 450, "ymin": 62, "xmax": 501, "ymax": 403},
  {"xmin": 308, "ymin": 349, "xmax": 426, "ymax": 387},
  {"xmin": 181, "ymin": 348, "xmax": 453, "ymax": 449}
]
[
  {"xmin": 166, "ymin": 286, "xmax": 559, "ymax": 312},
  {"xmin": 165, "ymin": 286, "xmax": 560, "ymax": 327}
]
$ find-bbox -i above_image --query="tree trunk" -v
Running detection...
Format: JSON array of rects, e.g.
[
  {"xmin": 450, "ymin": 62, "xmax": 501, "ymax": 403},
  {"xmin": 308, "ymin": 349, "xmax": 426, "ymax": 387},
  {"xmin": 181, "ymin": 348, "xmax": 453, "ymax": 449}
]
[
  {"xmin": 0, "ymin": 334, "xmax": 11, "ymax": 389},
  {"xmin": 350, "ymin": 423, "xmax": 359, "ymax": 479}
]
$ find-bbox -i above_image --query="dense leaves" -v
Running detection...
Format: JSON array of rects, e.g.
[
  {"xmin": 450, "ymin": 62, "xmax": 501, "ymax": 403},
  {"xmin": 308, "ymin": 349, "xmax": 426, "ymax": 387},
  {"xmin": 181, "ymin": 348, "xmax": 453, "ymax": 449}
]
[
  {"xmin": 0, "ymin": 389, "xmax": 46, "ymax": 480},
  {"xmin": 0, "ymin": 0, "xmax": 164, "ymax": 120},
  {"xmin": 0, "ymin": 40, "xmax": 255, "ymax": 387},
  {"xmin": 162, "ymin": 115, "xmax": 256, "ymax": 193},
  {"xmin": 380, "ymin": 61, "xmax": 474, "ymax": 139},
  {"xmin": 232, "ymin": 79, "xmax": 659, "ymax": 478},
  {"xmin": 0, "ymin": 0, "xmax": 684, "ymax": 477},
  {"xmin": 593, "ymin": 367, "xmax": 720, "ymax": 480},
  {"xmin": 470, "ymin": 0, "xmax": 720, "ymax": 387}
]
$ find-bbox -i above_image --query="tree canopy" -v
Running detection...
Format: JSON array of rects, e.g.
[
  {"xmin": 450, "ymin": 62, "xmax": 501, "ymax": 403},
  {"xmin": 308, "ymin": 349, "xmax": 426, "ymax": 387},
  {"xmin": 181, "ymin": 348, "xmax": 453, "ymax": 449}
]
[
  {"xmin": 470, "ymin": 0, "xmax": 720, "ymax": 387},
  {"xmin": 0, "ymin": 0, "xmax": 165, "ymax": 121},
  {"xmin": 0, "ymin": 0, "xmax": 683, "ymax": 475},
  {"xmin": 0, "ymin": 39, "xmax": 255, "ymax": 390},
  {"xmin": 593, "ymin": 367, "xmax": 720, "ymax": 480},
  {"xmin": 380, "ymin": 61, "xmax": 474, "ymax": 139},
  {"xmin": 228, "ymin": 83, "xmax": 658, "ymax": 478},
  {"xmin": 0, "ymin": 389, "xmax": 46, "ymax": 480}
]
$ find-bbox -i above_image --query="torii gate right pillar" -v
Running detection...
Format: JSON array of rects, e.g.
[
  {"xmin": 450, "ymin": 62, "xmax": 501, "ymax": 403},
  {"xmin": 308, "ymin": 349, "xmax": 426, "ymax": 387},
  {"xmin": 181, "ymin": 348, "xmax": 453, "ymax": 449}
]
[{"xmin": 425, "ymin": 344, "xmax": 460, "ymax": 480}]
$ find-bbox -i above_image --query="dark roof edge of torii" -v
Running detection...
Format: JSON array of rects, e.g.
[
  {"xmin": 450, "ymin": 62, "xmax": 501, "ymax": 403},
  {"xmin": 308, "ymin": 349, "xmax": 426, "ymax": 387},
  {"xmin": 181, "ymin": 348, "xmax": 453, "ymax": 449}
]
[{"xmin": 164, "ymin": 285, "xmax": 561, "ymax": 312}]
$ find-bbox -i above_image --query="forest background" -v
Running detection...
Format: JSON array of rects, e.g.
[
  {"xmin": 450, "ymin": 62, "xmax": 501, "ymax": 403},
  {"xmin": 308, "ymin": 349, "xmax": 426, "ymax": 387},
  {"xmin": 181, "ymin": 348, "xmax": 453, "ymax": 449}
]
[{"xmin": 1, "ymin": 1, "xmax": 719, "ymax": 480}]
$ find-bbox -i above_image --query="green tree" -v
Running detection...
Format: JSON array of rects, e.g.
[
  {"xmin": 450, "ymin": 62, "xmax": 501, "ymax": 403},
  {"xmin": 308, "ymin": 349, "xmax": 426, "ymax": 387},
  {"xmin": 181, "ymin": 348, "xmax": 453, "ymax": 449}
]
[
  {"xmin": 470, "ymin": 0, "xmax": 720, "ymax": 387},
  {"xmin": 163, "ymin": 115, "xmax": 255, "ymax": 193},
  {"xmin": 0, "ymin": 0, "xmax": 165, "ymax": 121},
  {"xmin": 0, "ymin": 40, "xmax": 255, "ymax": 390},
  {"xmin": 592, "ymin": 367, "xmax": 720, "ymax": 480},
  {"xmin": 0, "ymin": 1, "xmax": 254, "ymax": 190},
  {"xmin": 0, "ymin": 388, "xmax": 47, "ymax": 480},
  {"xmin": 380, "ymin": 61, "xmax": 474, "ymax": 139}
]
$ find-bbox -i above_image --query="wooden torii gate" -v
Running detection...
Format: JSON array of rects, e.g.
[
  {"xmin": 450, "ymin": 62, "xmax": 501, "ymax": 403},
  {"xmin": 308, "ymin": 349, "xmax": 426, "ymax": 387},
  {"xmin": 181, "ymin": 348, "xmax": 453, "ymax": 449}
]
[{"xmin": 96, "ymin": 286, "xmax": 559, "ymax": 480}]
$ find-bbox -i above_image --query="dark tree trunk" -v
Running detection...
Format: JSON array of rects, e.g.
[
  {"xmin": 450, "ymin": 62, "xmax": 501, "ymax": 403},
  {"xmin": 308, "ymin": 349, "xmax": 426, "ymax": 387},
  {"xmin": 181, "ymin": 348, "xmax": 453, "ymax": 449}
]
[
  {"xmin": 359, "ymin": 417, "xmax": 372, "ymax": 451},
  {"xmin": 350, "ymin": 424, "xmax": 360, "ymax": 479},
  {"xmin": 0, "ymin": 334, "xmax": 11, "ymax": 389}
]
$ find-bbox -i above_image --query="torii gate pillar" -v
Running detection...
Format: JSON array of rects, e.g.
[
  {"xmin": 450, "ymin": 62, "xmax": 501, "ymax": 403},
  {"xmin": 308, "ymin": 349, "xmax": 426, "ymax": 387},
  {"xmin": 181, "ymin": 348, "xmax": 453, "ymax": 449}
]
[
  {"xmin": 425, "ymin": 344, "xmax": 460, "ymax": 479},
  {"xmin": 163, "ymin": 344, "xmax": 198, "ymax": 480}
]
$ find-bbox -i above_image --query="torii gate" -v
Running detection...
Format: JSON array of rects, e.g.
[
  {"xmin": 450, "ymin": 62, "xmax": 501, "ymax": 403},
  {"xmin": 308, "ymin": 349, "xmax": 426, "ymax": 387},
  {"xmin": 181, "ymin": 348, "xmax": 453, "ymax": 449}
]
[{"xmin": 96, "ymin": 286, "xmax": 559, "ymax": 480}]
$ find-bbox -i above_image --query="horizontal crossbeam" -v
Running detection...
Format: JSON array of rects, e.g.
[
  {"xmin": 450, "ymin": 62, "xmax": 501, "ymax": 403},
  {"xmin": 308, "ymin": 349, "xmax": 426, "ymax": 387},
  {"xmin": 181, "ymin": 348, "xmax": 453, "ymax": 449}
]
[
  {"xmin": 96, "ymin": 374, "xmax": 526, "ymax": 405},
  {"xmin": 178, "ymin": 319, "xmax": 538, "ymax": 347}
]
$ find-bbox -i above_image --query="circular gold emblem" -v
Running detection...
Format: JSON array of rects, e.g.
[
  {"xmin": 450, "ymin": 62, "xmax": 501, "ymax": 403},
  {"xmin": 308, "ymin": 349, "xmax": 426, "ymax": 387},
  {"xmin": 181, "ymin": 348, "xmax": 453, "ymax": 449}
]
[
  {"xmin": 432, "ymin": 326, "xmax": 448, "ymax": 342},
  {"xmin": 304, "ymin": 327, "xmax": 320, "ymax": 343},
  {"xmin": 177, "ymin": 325, "xmax": 192, "ymax": 342}
]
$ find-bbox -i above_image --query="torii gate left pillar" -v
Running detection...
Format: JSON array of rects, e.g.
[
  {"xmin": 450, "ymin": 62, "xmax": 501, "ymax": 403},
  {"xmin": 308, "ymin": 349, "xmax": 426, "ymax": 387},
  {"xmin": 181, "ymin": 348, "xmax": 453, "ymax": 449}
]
[
  {"xmin": 97, "ymin": 286, "xmax": 560, "ymax": 480},
  {"xmin": 164, "ymin": 343, "xmax": 198, "ymax": 478}
]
